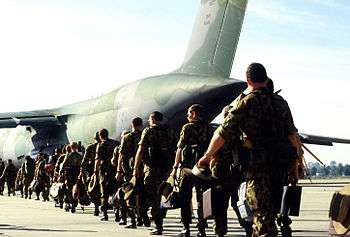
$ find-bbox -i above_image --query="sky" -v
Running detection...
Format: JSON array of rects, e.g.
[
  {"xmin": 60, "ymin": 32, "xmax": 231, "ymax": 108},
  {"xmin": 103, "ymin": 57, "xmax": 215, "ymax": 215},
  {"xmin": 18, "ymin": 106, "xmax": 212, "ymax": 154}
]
[{"xmin": 0, "ymin": 0, "xmax": 349, "ymax": 165}]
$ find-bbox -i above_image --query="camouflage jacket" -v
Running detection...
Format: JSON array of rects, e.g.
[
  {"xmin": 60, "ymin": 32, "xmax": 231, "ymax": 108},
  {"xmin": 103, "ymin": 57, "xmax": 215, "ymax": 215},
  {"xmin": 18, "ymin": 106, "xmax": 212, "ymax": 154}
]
[
  {"xmin": 54, "ymin": 154, "xmax": 66, "ymax": 176},
  {"xmin": 96, "ymin": 139, "xmax": 119, "ymax": 171},
  {"xmin": 81, "ymin": 142, "xmax": 98, "ymax": 173},
  {"xmin": 139, "ymin": 124, "xmax": 174, "ymax": 168},
  {"xmin": 177, "ymin": 120, "xmax": 213, "ymax": 168},
  {"xmin": 61, "ymin": 151, "xmax": 83, "ymax": 173},
  {"xmin": 119, "ymin": 130, "xmax": 142, "ymax": 173},
  {"xmin": 216, "ymin": 88, "xmax": 297, "ymax": 167},
  {"xmin": 22, "ymin": 159, "xmax": 35, "ymax": 177},
  {"xmin": 3, "ymin": 164, "xmax": 17, "ymax": 181}
]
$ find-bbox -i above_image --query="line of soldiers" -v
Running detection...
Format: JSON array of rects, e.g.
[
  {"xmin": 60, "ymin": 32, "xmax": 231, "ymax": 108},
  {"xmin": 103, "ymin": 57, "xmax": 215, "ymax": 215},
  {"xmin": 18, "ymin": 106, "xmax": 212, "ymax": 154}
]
[{"xmin": 0, "ymin": 63, "xmax": 304, "ymax": 237}]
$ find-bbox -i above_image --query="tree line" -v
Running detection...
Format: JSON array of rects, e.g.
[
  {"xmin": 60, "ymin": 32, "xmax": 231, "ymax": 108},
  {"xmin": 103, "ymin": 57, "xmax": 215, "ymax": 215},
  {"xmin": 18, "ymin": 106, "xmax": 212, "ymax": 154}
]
[{"xmin": 307, "ymin": 161, "xmax": 350, "ymax": 177}]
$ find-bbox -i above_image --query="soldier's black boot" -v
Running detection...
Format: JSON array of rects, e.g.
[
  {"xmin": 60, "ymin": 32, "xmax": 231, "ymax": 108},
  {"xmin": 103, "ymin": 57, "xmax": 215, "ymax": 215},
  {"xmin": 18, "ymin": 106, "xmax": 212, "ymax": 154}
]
[
  {"xmin": 177, "ymin": 223, "xmax": 190, "ymax": 237},
  {"xmin": 64, "ymin": 203, "xmax": 70, "ymax": 212},
  {"xmin": 278, "ymin": 215, "xmax": 292, "ymax": 237},
  {"xmin": 125, "ymin": 218, "xmax": 137, "ymax": 229},
  {"xmin": 196, "ymin": 228, "xmax": 206, "ymax": 237},
  {"xmin": 136, "ymin": 217, "xmax": 143, "ymax": 227},
  {"xmin": 119, "ymin": 218, "xmax": 127, "ymax": 225},
  {"xmin": 150, "ymin": 219, "xmax": 163, "ymax": 235},
  {"xmin": 94, "ymin": 205, "xmax": 99, "ymax": 216},
  {"xmin": 114, "ymin": 212, "xmax": 120, "ymax": 222},
  {"xmin": 281, "ymin": 225, "xmax": 292, "ymax": 237},
  {"xmin": 100, "ymin": 211, "xmax": 108, "ymax": 221},
  {"xmin": 150, "ymin": 228, "xmax": 163, "ymax": 235},
  {"xmin": 142, "ymin": 213, "xmax": 151, "ymax": 227},
  {"xmin": 71, "ymin": 204, "xmax": 76, "ymax": 213}
]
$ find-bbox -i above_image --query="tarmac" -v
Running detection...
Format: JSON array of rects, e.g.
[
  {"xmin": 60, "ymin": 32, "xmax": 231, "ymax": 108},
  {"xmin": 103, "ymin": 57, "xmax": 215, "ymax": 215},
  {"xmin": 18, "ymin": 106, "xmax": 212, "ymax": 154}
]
[{"xmin": 0, "ymin": 180, "xmax": 346, "ymax": 237}]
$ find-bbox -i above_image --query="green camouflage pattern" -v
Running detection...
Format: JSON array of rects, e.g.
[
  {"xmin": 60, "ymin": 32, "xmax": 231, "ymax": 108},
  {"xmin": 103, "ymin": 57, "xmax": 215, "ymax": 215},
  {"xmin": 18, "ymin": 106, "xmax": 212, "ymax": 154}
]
[
  {"xmin": 139, "ymin": 124, "xmax": 174, "ymax": 169},
  {"xmin": 81, "ymin": 143, "xmax": 98, "ymax": 174},
  {"xmin": 216, "ymin": 88, "xmax": 297, "ymax": 147},
  {"xmin": 119, "ymin": 130, "xmax": 142, "ymax": 175},
  {"xmin": 217, "ymin": 88, "xmax": 297, "ymax": 237}
]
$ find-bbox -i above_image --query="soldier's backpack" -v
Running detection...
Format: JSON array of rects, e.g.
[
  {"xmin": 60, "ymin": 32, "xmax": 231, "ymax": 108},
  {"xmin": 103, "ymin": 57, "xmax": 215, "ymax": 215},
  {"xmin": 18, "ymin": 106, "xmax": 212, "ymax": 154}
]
[
  {"xmin": 25, "ymin": 160, "xmax": 36, "ymax": 176},
  {"xmin": 181, "ymin": 123, "xmax": 212, "ymax": 168},
  {"xmin": 145, "ymin": 125, "xmax": 172, "ymax": 169}
]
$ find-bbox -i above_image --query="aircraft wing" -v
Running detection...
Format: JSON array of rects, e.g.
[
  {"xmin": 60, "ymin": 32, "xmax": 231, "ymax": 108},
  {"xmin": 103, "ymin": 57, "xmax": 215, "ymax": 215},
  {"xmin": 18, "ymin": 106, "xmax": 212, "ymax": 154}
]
[
  {"xmin": 0, "ymin": 110, "xmax": 62, "ymax": 128},
  {"xmin": 210, "ymin": 123, "xmax": 350, "ymax": 146},
  {"xmin": 298, "ymin": 133, "xmax": 350, "ymax": 146}
]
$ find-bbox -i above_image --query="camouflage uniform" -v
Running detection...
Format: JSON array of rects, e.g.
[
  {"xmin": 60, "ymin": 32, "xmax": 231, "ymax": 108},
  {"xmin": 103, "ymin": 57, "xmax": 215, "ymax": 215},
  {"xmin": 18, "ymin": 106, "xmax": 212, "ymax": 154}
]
[
  {"xmin": 2, "ymin": 163, "xmax": 18, "ymax": 196},
  {"xmin": 61, "ymin": 151, "xmax": 83, "ymax": 210},
  {"xmin": 47, "ymin": 153, "xmax": 60, "ymax": 180},
  {"xmin": 22, "ymin": 157, "xmax": 35, "ymax": 199},
  {"xmin": 54, "ymin": 153, "xmax": 67, "ymax": 206},
  {"xmin": 177, "ymin": 120, "xmax": 213, "ymax": 234},
  {"xmin": 81, "ymin": 142, "xmax": 100, "ymax": 212},
  {"xmin": 95, "ymin": 139, "xmax": 118, "ymax": 214},
  {"xmin": 0, "ymin": 161, "xmax": 6, "ymax": 195},
  {"xmin": 139, "ymin": 124, "xmax": 174, "ymax": 231},
  {"xmin": 216, "ymin": 88, "xmax": 298, "ymax": 237},
  {"xmin": 34, "ymin": 157, "xmax": 50, "ymax": 201},
  {"xmin": 119, "ymin": 130, "xmax": 148, "ymax": 226},
  {"xmin": 15, "ymin": 168, "xmax": 24, "ymax": 197}
]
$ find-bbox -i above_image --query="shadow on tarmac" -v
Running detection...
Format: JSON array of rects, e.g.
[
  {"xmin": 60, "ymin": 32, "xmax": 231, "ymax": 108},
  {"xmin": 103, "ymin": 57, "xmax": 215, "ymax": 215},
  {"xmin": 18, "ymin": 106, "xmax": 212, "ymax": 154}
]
[{"xmin": 0, "ymin": 224, "xmax": 96, "ymax": 233}]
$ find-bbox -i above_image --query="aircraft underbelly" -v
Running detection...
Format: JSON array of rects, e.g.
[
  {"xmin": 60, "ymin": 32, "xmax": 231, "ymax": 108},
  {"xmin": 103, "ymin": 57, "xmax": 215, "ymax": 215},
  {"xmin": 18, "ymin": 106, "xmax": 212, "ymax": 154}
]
[{"xmin": 66, "ymin": 110, "xmax": 118, "ymax": 146}]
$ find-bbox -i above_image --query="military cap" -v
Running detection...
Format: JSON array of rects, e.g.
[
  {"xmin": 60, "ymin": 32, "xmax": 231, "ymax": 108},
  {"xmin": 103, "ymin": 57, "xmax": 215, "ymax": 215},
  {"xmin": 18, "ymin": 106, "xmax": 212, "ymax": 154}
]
[
  {"xmin": 88, "ymin": 174, "xmax": 99, "ymax": 194},
  {"xmin": 159, "ymin": 176, "xmax": 175, "ymax": 202},
  {"xmin": 122, "ymin": 176, "xmax": 137, "ymax": 200}
]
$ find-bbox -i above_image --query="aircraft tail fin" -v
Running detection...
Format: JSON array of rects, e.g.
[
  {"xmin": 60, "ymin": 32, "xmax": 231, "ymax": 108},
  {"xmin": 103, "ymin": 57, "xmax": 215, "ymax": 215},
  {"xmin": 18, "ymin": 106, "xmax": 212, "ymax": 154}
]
[{"xmin": 176, "ymin": 0, "xmax": 248, "ymax": 78}]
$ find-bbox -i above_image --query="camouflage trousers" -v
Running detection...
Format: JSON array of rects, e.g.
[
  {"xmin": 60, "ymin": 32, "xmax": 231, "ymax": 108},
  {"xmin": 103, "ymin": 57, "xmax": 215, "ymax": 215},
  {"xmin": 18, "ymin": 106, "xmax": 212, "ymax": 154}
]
[
  {"xmin": 143, "ymin": 165, "xmax": 169, "ymax": 229},
  {"xmin": 6, "ymin": 179, "xmax": 16, "ymax": 196},
  {"xmin": 23, "ymin": 175, "xmax": 34, "ymax": 198},
  {"xmin": 99, "ymin": 170, "xmax": 117, "ymax": 212},
  {"xmin": 246, "ymin": 168, "xmax": 287, "ymax": 237}
]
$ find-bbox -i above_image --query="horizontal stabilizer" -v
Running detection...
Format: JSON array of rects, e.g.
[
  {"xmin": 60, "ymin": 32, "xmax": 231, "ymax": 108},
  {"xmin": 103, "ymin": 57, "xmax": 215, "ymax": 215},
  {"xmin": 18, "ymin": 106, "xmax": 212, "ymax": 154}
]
[{"xmin": 299, "ymin": 133, "xmax": 350, "ymax": 146}]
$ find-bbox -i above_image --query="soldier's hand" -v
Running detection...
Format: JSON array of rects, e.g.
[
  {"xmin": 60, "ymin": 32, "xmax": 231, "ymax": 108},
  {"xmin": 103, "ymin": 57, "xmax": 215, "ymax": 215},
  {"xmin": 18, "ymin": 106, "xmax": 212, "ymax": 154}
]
[
  {"xmin": 133, "ymin": 169, "xmax": 140, "ymax": 178},
  {"xmin": 288, "ymin": 160, "xmax": 299, "ymax": 184},
  {"xmin": 115, "ymin": 172, "xmax": 123, "ymax": 182},
  {"xmin": 170, "ymin": 168, "xmax": 177, "ymax": 178},
  {"xmin": 197, "ymin": 154, "xmax": 210, "ymax": 168}
]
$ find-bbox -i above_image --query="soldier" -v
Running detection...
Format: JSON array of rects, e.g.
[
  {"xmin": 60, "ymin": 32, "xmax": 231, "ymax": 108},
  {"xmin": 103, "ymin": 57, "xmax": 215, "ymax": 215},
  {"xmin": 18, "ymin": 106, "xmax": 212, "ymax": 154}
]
[
  {"xmin": 170, "ymin": 104, "xmax": 213, "ymax": 237},
  {"xmin": 54, "ymin": 145, "xmax": 71, "ymax": 208},
  {"xmin": 133, "ymin": 111, "xmax": 174, "ymax": 235},
  {"xmin": 81, "ymin": 132, "xmax": 101, "ymax": 216},
  {"xmin": 198, "ymin": 63, "xmax": 302, "ymax": 237},
  {"xmin": 210, "ymin": 105, "xmax": 250, "ymax": 237},
  {"xmin": 54, "ymin": 146, "xmax": 68, "ymax": 182},
  {"xmin": 34, "ymin": 153, "xmax": 50, "ymax": 201},
  {"xmin": 1, "ymin": 159, "xmax": 18, "ymax": 196},
  {"xmin": 60, "ymin": 142, "xmax": 83, "ymax": 213},
  {"xmin": 47, "ymin": 148, "xmax": 62, "ymax": 181},
  {"xmin": 22, "ymin": 155, "xmax": 35, "ymax": 199},
  {"xmin": 116, "ymin": 117, "xmax": 150, "ymax": 228},
  {"xmin": 15, "ymin": 168, "xmax": 24, "ymax": 198},
  {"xmin": 94, "ymin": 128, "xmax": 119, "ymax": 221},
  {"xmin": 0, "ymin": 159, "xmax": 5, "ymax": 195}
]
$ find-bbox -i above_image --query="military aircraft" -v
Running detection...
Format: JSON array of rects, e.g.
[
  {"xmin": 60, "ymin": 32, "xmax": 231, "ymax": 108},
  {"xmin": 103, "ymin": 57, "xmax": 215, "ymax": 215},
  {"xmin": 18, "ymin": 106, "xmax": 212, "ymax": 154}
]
[{"xmin": 0, "ymin": 0, "xmax": 349, "ymax": 164}]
